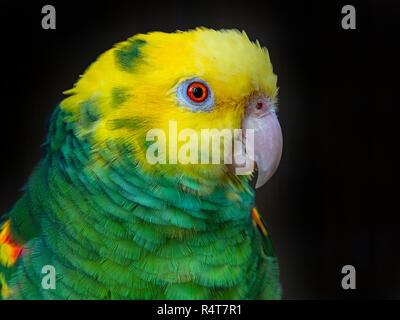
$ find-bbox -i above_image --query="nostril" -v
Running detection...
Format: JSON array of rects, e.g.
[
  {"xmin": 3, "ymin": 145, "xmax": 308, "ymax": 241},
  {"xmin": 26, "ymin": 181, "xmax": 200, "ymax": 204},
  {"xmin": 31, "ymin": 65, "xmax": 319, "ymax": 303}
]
[{"xmin": 245, "ymin": 96, "xmax": 273, "ymax": 117}]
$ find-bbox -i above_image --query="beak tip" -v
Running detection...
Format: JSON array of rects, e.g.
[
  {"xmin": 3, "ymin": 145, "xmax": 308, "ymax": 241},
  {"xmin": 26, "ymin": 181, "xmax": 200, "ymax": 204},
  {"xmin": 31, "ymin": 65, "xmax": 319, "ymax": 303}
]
[{"xmin": 254, "ymin": 169, "xmax": 269, "ymax": 189}]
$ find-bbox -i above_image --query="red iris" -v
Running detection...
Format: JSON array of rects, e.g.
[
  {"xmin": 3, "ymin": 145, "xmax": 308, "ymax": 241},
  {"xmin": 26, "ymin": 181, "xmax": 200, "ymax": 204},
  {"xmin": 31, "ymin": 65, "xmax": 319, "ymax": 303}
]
[{"xmin": 187, "ymin": 82, "xmax": 208, "ymax": 102}]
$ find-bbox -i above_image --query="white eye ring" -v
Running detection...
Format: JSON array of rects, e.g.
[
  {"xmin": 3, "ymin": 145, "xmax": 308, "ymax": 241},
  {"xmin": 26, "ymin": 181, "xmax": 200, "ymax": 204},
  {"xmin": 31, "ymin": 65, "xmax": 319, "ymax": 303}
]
[{"xmin": 176, "ymin": 77, "xmax": 215, "ymax": 113}]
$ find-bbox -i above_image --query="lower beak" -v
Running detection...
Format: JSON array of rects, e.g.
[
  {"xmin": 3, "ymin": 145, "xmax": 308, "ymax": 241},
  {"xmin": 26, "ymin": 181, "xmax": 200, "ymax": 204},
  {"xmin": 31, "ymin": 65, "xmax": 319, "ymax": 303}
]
[{"xmin": 231, "ymin": 96, "xmax": 283, "ymax": 188}]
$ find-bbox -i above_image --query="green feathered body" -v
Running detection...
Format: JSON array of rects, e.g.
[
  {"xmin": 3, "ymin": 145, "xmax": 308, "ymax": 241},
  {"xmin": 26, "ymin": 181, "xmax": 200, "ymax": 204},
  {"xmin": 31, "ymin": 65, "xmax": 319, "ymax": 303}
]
[{"xmin": 0, "ymin": 106, "xmax": 281, "ymax": 299}]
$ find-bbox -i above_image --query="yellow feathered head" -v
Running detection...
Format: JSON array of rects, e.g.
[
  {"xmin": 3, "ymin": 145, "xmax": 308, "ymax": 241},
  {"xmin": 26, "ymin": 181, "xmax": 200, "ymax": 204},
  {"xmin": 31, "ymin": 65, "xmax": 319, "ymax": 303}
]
[{"xmin": 60, "ymin": 28, "xmax": 282, "ymax": 189}]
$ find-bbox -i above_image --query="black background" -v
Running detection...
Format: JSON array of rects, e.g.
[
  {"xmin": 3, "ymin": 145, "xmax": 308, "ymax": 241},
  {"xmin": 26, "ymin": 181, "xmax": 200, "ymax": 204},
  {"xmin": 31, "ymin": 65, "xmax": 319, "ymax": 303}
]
[{"xmin": 0, "ymin": 0, "xmax": 398, "ymax": 299}]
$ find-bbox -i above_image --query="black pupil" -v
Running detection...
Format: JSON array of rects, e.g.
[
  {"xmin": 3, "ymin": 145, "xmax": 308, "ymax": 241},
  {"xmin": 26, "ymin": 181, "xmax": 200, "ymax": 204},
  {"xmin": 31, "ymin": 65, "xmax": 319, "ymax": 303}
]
[{"xmin": 192, "ymin": 86, "xmax": 204, "ymax": 99}]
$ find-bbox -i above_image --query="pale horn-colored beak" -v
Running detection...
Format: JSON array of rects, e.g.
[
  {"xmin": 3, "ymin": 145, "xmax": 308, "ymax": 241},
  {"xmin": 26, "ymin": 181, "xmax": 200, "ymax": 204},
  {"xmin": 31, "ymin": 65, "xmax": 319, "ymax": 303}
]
[{"xmin": 231, "ymin": 96, "xmax": 283, "ymax": 188}]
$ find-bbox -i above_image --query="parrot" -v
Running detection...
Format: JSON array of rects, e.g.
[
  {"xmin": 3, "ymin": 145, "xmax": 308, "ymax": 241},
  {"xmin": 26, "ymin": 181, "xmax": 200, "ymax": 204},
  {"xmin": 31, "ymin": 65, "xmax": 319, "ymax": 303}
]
[{"xmin": 0, "ymin": 28, "xmax": 283, "ymax": 300}]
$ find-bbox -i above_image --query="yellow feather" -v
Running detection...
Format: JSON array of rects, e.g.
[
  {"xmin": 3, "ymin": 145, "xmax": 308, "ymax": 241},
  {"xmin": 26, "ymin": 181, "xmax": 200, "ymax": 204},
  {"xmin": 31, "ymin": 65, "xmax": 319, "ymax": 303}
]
[{"xmin": 0, "ymin": 273, "xmax": 11, "ymax": 299}]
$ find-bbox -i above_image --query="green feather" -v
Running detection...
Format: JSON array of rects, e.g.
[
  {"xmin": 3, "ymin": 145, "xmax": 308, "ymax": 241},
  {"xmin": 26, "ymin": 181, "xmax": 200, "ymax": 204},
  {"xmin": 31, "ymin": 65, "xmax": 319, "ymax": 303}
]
[{"xmin": 115, "ymin": 38, "xmax": 147, "ymax": 72}]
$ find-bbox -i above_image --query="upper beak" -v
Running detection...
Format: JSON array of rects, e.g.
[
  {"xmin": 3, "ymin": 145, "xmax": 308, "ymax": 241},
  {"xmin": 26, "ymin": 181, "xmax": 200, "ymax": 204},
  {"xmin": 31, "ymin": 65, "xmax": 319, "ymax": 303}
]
[{"xmin": 231, "ymin": 96, "xmax": 283, "ymax": 188}]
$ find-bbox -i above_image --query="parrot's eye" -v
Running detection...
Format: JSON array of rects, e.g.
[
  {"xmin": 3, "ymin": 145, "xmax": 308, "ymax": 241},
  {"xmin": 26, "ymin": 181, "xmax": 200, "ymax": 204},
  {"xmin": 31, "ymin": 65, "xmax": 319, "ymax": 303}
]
[
  {"xmin": 187, "ymin": 82, "xmax": 208, "ymax": 102},
  {"xmin": 176, "ymin": 77, "xmax": 214, "ymax": 113}
]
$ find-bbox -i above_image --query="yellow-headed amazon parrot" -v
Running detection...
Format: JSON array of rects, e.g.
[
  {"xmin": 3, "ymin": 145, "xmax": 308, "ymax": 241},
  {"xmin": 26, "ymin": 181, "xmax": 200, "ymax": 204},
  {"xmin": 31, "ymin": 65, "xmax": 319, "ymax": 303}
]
[{"xmin": 0, "ymin": 28, "xmax": 283, "ymax": 299}]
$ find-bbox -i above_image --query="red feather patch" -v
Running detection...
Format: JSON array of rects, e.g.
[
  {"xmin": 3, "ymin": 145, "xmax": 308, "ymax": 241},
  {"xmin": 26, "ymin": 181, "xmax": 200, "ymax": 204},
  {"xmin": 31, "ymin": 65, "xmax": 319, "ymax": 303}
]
[
  {"xmin": 0, "ymin": 219, "xmax": 23, "ymax": 267},
  {"xmin": 251, "ymin": 207, "xmax": 268, "ymax": 236}
]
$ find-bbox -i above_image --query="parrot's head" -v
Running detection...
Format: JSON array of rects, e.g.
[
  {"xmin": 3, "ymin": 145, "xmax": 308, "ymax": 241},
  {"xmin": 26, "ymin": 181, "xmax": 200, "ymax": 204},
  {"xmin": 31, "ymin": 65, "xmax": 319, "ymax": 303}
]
[{"xmin": 61, "ymin": 28, "xmax": 282, "ymax": 191}]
